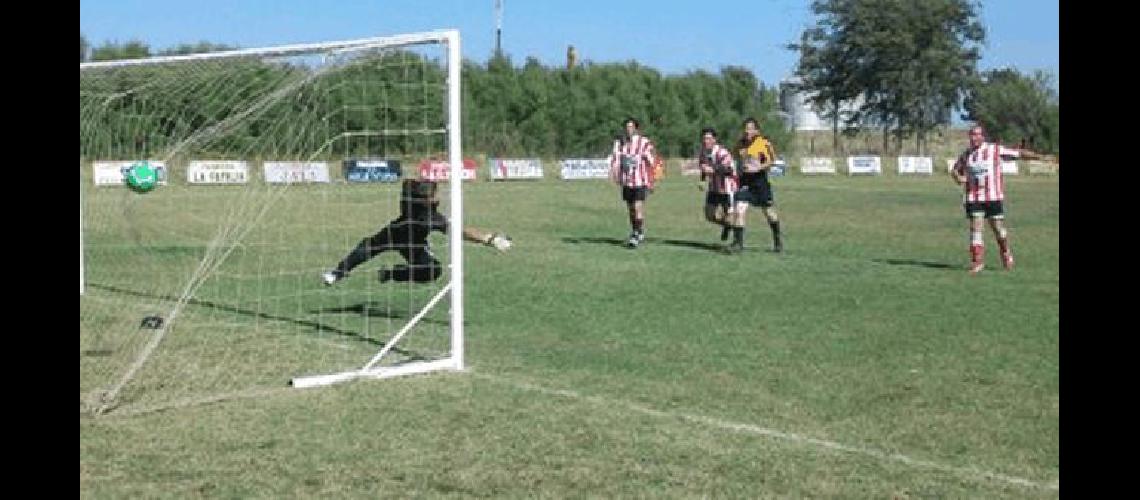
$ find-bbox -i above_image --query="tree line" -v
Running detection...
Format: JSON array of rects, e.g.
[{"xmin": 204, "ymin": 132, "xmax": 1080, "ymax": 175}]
[
  {"xmin": 82, "ymin": 2, "xmax": 1059, "ymax": 162},
  {"xmin": 788, "ymin": 0, "xmax": 1058, "ymax": 155},
  {"xmin": 81, "ymin": 35, "xmax": 789, "ymax": 161}
]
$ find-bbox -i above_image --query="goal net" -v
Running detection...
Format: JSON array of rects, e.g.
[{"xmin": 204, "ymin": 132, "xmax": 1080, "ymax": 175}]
[{"xmin": 79, "ymin": 30, "xmax": 466, "ymax": 416}]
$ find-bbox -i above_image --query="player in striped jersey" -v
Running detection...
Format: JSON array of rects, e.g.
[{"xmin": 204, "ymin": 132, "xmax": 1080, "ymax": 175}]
[
  {"xmin": 697, "ymin": 127, "xmax": 740, "ymax": 252},
  {"xmin": 732, "ymin": 117, "xmax": 783, "ymax": 253},
  {"xmin": 951, "ymin": 125, "xmax": 1018, "ymax": 274},
  {"xmin": 609, "ymin": 117, "xmax": 657, "ymax": 248}
]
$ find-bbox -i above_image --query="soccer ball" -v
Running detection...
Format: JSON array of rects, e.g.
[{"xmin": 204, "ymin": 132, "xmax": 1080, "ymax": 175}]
[{"xmin": 123, "ymin": 162, "xmax": 158, "ymax": 193}]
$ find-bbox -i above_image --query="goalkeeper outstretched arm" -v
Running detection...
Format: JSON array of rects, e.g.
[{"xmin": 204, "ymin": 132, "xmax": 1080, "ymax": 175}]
[{"xmin": 463, "ymin": 227, "xmax": 513, "ymax": 252}]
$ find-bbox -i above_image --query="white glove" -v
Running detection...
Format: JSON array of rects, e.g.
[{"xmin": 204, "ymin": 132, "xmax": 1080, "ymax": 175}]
[{"xmin": 487, "ymin": 233, "xmax": 512, "ymax": 252}]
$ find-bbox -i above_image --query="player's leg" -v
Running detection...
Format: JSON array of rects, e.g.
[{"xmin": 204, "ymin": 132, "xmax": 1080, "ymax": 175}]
[
  {"xmin": 384, "ymin": 250, "xmax": 443, "ymax": 283},
  {"xmin": 728, "ymin": 196, "xmax": 750, "ymax": 253},
  {"xmin": 987, "ymin": 202, "xmax": 1013, "ymax": 270},
  {"xmin": 704, "ymin": 201, "xmax": 721, "ymax": 226},
  {"xmin": 633, "ymin": 197, "xmax": 646, "ymax": 242},
  {"xmin": 965, "ymin": 204, "xmax": 986, "ymax": 274},
  {"xmin": 705, "ymin": 192, "xmax": 730, "ymax": 239},
  {"xmin": 622, "ymin": 187, "xmax": 645, "ymax": 248},
  {"xmin": 757, "ymin": 181, "xmax": 782, "ymax": 252},
  {"xmin": 324, "ymin": 225, "xmax": 397, "ymax": 285}
]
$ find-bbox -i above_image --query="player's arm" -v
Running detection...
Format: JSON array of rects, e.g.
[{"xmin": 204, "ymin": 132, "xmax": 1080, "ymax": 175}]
[
  {"xmin": 714, "ymin": 150, "xmax": 735, "ymax": 175},
  {"xmin": 463, "ymin": 226, "xmax": 512, "ymax": 252},
  {"xmin": 643, "ymin": 142, "xmax": 657, "ymax": 190},
  {"xmin": 1016, "ymin": 149, "xmax": 1043, "ymax": 161},
  {"xmin": 737, "ymin": 139, "xmax": 754, "ymax": 172},
  {"xmin": 736, "ymin": 138, "xmax": 750, "ymax": 160},
  {"xmin": 643, "ymin": 141, "xmax": 657, "ymax": 170},
  {"xmin": 698, "ymin": 149, "xmax": 714, "ymax": 180},
  {"xmin": 761, "ymin": 140, "xmax": 777, "ymax": 169},
  {"xmin": 609, "ymin": 137, "xmax": 623, "ymax": 184},
  {"xmin": 949, "ymin": 154, "xmax": 967, "ymax": 186}
]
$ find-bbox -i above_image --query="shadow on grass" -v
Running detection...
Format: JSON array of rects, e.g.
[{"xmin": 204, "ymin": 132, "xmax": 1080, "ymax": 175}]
[
  {"xmin": 310, "ymin": 302, "xmax": 448, "ymax": 327},
  {"xmin": 87, "ymin": 282, "xmax": 429, "ymax": 358},
  {"xmin": 562, "ymin": 236, "xmax": 726, "ymax": 253},
  {"xmin": 872, "ymin": 258, "xmax": 957, "ymax": 270}
]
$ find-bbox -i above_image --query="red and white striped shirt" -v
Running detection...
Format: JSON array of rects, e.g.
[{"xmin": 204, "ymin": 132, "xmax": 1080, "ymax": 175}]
[
  {"xmin": 955, "ymin": 142, "xmax": 1018, "ymax": 203},
  {"xmin": 700, "ymin": 144, "xmax": 738, "ymax": 194},
  {"xmin": 609, "ymin": 134, "xmax": 656, "ymax": 189}
]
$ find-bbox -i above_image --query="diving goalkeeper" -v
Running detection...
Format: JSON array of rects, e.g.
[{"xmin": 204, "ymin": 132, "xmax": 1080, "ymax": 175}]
[{"xmin": 322, "ymin": 178, "xmax": 512, "ymax": 285}]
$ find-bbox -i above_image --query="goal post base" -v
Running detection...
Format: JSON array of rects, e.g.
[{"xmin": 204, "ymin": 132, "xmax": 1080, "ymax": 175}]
[{"xmin": 290, "ymin": 358, "xmax": 461, "ymax": 389}]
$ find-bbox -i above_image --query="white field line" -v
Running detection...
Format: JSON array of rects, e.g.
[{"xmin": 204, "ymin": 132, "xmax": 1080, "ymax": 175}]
[{"xmin": 472, "ymin": 372, "xmax": 1057, "ymax": 492}]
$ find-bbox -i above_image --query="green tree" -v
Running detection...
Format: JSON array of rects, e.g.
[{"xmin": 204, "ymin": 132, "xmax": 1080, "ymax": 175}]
[
  {"xmin": 786, "ymin": 1, "xmax": 864, "ymax": 153},
  {"xmin": 158, "ymin": 41, "xmax": 237, "ymax": 56},
  {"xmin": 81, "ymin": 33, "xmax": 89, "ymax": 62},
  {"xmin": 91, "ymin": 40, "xmax": 152, "ymax": 61},
  {"xmin": 962, "ymin": 68, "xmax": 1059, "ymax": 154},
  {"xmin": 790, "ymin": 0, "xmax": 985, "ymax": 155},
  {"xmin": 82, "ymin": 39, "xmax": 790, "ymax": 161}
]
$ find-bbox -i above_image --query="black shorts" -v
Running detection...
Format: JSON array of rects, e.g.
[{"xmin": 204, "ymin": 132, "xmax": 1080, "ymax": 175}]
[
  {"xmin": 964, "ymin": 200, "xmax": 1005, "ymax": 219},
  {"xmin": 705, "ymin": 191, "xmax": 733, "ymax": 208},
  {"xmin": 622, "ymin": 186, "xmax": 649, "ymax": 202},
  {"xmin": 736, "ymin": 182, "xmax": 774, "ymax": 208}
]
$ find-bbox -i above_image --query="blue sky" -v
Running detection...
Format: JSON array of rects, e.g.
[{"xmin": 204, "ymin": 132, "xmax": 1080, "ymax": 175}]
[{"xmin": 80, "ymin": 0, "xmax": 1058, "ymax": 89}]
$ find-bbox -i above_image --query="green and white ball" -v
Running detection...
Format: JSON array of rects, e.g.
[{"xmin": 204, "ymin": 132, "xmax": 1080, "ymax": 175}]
[{"xmin": 123, "ymin": 162, "xmax": 158, "ymax": 193}]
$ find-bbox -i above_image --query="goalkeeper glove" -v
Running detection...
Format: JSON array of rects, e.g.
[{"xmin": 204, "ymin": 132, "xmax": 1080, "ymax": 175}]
[{"xmin": 485, "ymin": 233, "xmax": 513, "ymax": 252}]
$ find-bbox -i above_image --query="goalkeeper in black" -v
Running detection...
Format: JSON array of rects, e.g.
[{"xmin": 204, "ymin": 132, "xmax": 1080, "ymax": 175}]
[{"xmin": 322, "ymin": 178, "xmax": 512, "ymax": 285}]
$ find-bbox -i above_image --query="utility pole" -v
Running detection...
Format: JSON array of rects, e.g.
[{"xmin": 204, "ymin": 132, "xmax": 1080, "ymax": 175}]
[{"xmin": 494, "ymin": 0, "xmax": 503, "ymax": 57}]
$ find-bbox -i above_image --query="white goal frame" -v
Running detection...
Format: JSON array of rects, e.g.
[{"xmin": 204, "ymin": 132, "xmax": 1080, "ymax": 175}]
[{"xmin": 79, "ymin": 29, "xmax": 466, "ymax": 395}]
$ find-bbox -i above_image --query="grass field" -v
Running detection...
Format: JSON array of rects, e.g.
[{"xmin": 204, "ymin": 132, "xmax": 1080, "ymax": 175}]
[{"xmin": 80, "ymin": 171, "xmax": 1059, "ymax": 498}]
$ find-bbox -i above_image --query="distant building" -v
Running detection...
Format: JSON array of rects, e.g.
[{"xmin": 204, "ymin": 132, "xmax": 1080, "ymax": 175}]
[{"xmin": 778, "ymin": 77, "xmax": 864, "ymax": 132}]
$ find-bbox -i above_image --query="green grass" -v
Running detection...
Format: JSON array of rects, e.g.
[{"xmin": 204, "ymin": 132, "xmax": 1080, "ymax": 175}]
[{"xmin": 80, "ymin": 172, "xmax": 1059, "ymax": 498}]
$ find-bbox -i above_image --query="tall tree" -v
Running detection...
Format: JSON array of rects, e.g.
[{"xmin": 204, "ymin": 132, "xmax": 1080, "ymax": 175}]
[
  {"xmin": 787, "ymin": 2, "xmax": 863, "ymax": 153},
  {"xmin": 790, "ymin": 0, "xmax": 985, "ymax": 155},
  {"xmin": 962, "ymin": 68, "xmax": 1059, "ymax": 154}
]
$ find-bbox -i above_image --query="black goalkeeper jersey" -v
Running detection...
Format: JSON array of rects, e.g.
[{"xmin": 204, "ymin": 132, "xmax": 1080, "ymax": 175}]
[{"xmin": 391, "ymin": 180, "xmax": 449, "ymax": 245}]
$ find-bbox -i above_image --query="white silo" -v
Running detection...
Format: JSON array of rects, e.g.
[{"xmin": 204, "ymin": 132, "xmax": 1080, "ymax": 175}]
[{"xmin": 778, "ymin": 77, "xmax": 865, "ymax": 132}]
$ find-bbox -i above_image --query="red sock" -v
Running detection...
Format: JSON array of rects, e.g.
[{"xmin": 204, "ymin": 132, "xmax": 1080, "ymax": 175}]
[{"xmin": 970, "ymin": 244, "xmax": 984, "ymax": 264}]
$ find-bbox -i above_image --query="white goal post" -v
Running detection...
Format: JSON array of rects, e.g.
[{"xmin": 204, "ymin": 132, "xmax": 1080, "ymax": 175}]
[
  {"xmin": 289, "ymin": 29, "xmax": 466, "ymax": 388},
  {"xmin": 80, "ymin": 29, "xmax": 466, "ymax": 415}
]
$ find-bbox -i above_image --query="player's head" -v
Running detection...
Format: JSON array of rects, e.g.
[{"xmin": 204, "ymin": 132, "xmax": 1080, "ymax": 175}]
[
  {"xmin": 623, "ymin": 117, "xmax": 640, "ymax": 138},
  {"xmin": 701, "ymin": 127, "xmax": 718, "ymax": 149},
  {"xmin": 402, "ymin": 178, "xmax": 439, "ymax": 204},
  {"xmin": 968, "ymin": 125, "xmax": 985, "ymax": 148},
  {"xmin": 743, "ymin": 117, "xmax": 760, "ymax": 138}
]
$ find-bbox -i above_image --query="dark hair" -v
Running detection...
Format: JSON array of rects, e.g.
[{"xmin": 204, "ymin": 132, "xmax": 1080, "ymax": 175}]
[
  {"xmin": 623, "ymin": 117, "xmax": 640, "ymax": 129},
  {"xmin": 701, "ymin": 127, "xmax": 717, "ymax": 138},
  {"xmin": 743, "ymin": 117, "xmax": 759, "ymax": 128},
  {"xmin": 402, "ymin": 178, "xmax": 438, "ymax": 200}
]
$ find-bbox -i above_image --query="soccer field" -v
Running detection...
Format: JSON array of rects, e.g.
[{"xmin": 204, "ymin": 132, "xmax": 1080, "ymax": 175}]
[{"xmin": 80, "ymin": 172, "xmax": 1059, "ymax": 498}]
